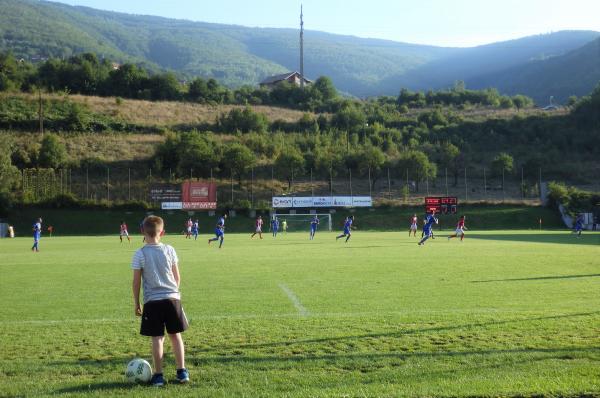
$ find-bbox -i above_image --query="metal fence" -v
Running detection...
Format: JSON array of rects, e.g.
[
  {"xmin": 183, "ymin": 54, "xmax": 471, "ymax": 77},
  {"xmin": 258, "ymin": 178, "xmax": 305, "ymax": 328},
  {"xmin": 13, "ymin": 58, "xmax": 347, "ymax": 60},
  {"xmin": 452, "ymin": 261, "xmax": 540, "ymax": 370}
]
[{"xmin": 18, "ymin": 165, "xmax": 600, "ymax": 208}]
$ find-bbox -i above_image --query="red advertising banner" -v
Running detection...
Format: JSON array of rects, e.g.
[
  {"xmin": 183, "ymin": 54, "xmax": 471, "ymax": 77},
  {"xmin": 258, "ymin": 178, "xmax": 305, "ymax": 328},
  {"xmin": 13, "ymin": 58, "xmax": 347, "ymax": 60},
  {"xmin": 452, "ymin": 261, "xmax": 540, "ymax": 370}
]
[{"xmin": 181, "ymin": 181, "xmax": 217, "ymax": 210}]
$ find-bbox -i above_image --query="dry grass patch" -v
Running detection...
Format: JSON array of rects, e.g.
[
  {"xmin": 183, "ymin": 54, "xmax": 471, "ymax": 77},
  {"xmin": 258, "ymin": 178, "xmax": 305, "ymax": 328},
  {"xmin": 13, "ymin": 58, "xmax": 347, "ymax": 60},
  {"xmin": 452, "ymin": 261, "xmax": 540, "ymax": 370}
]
[{"xmin": 8, "ymin": 92, "xmax": 313, "ymax": 126}]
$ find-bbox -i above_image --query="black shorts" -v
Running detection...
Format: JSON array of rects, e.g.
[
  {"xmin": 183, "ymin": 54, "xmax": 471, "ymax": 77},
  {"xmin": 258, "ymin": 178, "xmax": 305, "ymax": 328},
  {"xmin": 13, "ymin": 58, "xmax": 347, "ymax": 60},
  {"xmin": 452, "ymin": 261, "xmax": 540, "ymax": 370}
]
[{"xmin": 140, "ymin": 299, "xmax": 189, "ymax": 337}]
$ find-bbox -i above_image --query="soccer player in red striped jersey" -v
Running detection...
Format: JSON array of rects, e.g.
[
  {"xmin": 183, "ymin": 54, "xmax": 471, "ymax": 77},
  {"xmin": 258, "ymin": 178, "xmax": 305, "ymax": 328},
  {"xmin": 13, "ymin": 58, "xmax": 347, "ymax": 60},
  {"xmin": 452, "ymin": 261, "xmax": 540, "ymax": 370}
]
[
  {"xmin": 251, "ymin": 216, "xmax": 264, "ymax": 239},
  {"xmin": 409, "ymin": 214, "xmax": 418, "ymax": 237},
  {"xmin": 448, "ymin": 216, "xmax": 467, "ymax": 241}
]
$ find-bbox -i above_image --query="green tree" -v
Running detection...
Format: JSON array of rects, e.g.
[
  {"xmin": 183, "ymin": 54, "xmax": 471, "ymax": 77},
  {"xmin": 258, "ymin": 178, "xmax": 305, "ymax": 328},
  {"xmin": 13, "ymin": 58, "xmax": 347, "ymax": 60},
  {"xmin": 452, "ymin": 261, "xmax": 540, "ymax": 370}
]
[
  {"xmin": 107, "ymin": 63, "xmax": 148, "ymax": 98},
  {"xmin": 274, "ymin": 147, "xmax": 305, "ymax": 191},
  {"xmin": 491, "ymin": 152, "xmax": 514, "ymax": 188},
  {"xmin": 222, "ymin": 143, "xmax": 255, "ymax": 184},
  {"xmin": 176, "ymin": 132, "xmax": 221, "ymax": 177},
  {"xmin": 38, "ymin": 134, "xmax": 67, "ymax": 169},
  {"xmin": 147, "ymin": 72, "xmax": 182, "ymax": 101},
  {"xmin": 218, "ymin": 107, "xmax": 269, "ymax": 134},
  {"xmin": 311, "ymin": 76, "xmax": 337, "ymax": 102},
  {"xmin": 437, "ymin": 142, "xmax": 461, "ymax": 187},
  {"xmin": 512, "ymin": 95, "xmax": 533, "ymax": 110},
  {"xmin": 357, "ymin": 145, "xmax": 386, "ymax": 190},
  {"xmin": 396, "ymin": 150, "xmax": 437, "ymax": 192}
]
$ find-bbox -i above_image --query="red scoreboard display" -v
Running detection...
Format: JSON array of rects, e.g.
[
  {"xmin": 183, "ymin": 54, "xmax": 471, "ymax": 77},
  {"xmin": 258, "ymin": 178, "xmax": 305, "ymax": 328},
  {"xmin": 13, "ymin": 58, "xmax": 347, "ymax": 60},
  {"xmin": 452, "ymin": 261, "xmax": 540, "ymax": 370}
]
[{"xmin": 425, "ymin": 197, "xmax": 458, "ymax": 214}]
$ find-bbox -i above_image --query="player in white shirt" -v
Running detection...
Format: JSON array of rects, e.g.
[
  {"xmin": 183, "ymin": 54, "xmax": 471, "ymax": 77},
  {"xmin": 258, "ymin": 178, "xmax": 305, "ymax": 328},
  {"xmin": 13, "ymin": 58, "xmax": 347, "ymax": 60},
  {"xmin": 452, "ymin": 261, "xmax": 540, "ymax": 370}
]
[
  {"xmin": 409, "ymin": 214, "xmax": 418, "ymax": 237},
  {"xmin": 120, "ymin": 221, "xmax": 131, "ymax": 243}
]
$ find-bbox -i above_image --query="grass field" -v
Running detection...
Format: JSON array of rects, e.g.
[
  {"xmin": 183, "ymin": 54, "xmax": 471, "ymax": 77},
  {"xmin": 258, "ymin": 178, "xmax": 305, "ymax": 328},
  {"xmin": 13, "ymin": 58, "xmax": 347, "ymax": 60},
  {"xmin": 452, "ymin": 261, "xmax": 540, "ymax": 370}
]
[{"xmin": 1, "ymin": 230, "xmax": 599, "ymax": 397}]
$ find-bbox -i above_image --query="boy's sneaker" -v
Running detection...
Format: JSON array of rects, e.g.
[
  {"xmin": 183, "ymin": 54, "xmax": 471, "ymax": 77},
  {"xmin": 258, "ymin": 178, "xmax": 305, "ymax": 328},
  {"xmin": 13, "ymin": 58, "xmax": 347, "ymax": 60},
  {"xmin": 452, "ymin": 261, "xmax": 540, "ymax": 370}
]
[
  {"xmin": 150, "ymin": 373, "xmax": 165, "ymax": 387},
  {"xmin": 176, "ymin": 368, "xmax": 190, "ymax": 383}
]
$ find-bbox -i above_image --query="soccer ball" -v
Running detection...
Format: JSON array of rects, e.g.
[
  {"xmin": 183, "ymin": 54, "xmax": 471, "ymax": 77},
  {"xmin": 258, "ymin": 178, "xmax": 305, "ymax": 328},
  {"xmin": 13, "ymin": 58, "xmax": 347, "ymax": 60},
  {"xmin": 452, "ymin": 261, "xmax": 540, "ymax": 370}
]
[{"xmin": 125, "ymin": 358, "xmax": 152, "ymax": 383}]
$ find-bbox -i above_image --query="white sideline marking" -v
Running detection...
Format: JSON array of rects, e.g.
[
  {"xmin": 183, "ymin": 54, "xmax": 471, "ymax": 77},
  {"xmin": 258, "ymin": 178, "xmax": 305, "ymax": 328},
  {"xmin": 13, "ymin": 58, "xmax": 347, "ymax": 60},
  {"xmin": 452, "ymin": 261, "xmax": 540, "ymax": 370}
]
[{"xmin": 278, "ymin": 283, "xmax": 310, "ymax": 316}]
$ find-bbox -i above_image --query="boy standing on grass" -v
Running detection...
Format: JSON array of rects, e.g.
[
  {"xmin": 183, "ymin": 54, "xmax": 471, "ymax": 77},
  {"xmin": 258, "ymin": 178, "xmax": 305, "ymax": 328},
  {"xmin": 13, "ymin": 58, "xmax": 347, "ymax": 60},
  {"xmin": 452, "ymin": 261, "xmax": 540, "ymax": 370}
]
[{"xmin": 132, "ymin": 216, "xmax": 190, "ymax": 387}]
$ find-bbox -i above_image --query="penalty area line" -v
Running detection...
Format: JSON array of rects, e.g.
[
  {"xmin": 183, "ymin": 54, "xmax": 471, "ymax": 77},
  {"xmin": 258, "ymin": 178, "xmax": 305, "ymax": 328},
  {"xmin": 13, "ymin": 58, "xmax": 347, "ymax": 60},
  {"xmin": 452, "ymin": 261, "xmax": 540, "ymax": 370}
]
[{"xmin": 278, "ymin": 283, "xmax": 310, "ymax": 317}]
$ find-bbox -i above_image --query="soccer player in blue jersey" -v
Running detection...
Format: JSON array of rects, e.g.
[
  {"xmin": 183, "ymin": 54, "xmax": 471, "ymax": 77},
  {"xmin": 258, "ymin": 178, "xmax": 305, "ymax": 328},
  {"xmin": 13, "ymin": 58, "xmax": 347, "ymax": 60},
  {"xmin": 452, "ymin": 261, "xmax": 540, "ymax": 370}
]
[
  {"xmin": 336, "ymin": 215, "xmax": 354, "ymax": 243},
  {"xmin": 271, "ymin": 217, "xmax": 280, "ymax": 238},
  {"xmin": 191, "ymin": 219, "xmax": 199, "ymax": 241},
  {"xmin": 309, "ymin": 215, "xmax": 319, "ymax": 240},
  {"xmin": 208, "ymin": 214, "xmax": 227, "ymax": 248},
  {"xmin": 418, "ymin": 211, "xmax": 438, "ymax": 245},
  {"xmin": 573, "ymin": 214, "xmax": 584, "ymax": 237},
  {"xmin": 31, "ymin": 217, "xmax": 42, "ymax": 252}
]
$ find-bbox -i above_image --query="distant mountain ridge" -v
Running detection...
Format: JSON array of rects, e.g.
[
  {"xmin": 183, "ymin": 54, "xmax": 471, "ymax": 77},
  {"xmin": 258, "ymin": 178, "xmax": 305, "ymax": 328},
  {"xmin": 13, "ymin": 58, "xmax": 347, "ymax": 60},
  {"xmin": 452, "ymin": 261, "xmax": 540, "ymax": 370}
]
[{"xmin": 0, "ymin": 0, "xmax": 599, "ymax": 102}]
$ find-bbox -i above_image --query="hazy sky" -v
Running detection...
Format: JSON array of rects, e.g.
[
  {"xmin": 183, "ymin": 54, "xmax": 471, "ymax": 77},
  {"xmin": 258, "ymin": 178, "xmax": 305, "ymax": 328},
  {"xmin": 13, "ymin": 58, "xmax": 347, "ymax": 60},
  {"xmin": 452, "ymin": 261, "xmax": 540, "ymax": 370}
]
[{"xmin": 53, "ymin": 0, "xmax": 600, "ymax": 47}]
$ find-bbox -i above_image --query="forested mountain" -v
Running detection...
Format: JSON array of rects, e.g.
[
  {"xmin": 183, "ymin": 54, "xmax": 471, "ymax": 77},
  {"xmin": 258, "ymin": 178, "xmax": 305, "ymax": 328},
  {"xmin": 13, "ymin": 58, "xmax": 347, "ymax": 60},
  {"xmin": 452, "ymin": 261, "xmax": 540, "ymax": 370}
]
[
  {"xmin": 0, "ymin": 0, "xmax": 599, "ymax": 102},
  {"xmin": 468, "ymin": 38, "xmax": 600, "ymax": 105}
]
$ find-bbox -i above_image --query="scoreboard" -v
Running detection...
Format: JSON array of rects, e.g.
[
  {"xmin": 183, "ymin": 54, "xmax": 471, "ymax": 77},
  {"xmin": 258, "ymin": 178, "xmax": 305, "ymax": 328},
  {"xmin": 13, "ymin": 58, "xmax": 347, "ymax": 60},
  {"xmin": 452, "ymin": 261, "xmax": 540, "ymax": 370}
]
[{"xmin": 425, "ymin": 197, "xmax": 458, "ymax": 214}]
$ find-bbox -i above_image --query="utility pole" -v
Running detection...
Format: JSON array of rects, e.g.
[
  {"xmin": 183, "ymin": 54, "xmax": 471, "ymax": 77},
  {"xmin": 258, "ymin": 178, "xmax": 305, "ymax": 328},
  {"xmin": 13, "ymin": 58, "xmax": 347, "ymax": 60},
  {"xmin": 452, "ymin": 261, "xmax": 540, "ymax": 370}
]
[
  {"xmin": 300, "ymin": 4, "xmax": 305, "ymax": 89},
  {"xmin": 38, "ymin": 88, "xmax": 44, "ymax": 136}
]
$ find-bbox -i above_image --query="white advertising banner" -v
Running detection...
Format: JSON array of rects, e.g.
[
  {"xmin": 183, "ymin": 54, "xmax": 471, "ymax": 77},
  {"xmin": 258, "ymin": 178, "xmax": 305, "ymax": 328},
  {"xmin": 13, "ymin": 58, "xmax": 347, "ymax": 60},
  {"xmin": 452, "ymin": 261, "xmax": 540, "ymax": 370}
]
[
  {"xmin": 272, "ymin": 197, "xmax": 294, "ymax": 208},
  {"xmin": 161, "ymin": 202, "xmax": 183, "ymax": 210},
  {"xmin": 272, "ymin": 196, "xmax": 372, "ymax": 208},
  {"xmin": 292, "ymin": 197, "xmax": 314, "ymax": 207},
  {"xmin": 312, "ymin": 196, "xmax": 333, "ymax": 207},
  {"xmin": 332, "ymin": 196, "xmax": 353, "ymax": 207},
  {"xmin": 352, "ymin": 196, "xmax": 373, "ymax": 207}
]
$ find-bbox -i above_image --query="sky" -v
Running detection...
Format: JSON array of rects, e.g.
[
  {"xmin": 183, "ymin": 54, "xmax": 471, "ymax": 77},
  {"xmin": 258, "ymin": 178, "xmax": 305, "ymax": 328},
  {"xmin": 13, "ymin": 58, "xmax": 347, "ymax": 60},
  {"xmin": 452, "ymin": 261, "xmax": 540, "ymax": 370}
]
[{"xmin": 53, "ymin": 0, "xmax": 600, "ymax": 47}]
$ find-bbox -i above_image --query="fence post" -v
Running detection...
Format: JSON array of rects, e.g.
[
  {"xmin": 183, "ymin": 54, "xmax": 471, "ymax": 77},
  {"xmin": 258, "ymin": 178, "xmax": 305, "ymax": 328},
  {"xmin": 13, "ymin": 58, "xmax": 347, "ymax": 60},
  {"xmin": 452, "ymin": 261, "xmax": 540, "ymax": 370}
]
[
  {"xmin": 387, "ymin": 168, "xmax": 391, "ymax": 200},
  {"xmin": 502, "ymin": 168, "xmax": 505, "ymax": 202},
  {"xmin": 349, "ymin": 168, "xmax": 353, "ymax": 198},
  {"xmin": 128, "ymin": 168, "xmax": 131, "ymax": 201},
  {"xmin": 251, "ymin": 166, "xmax": 254, "ymax": 208},
  {"xmin": 368, "ymin": 166, "xmax": 372, "ymax": 198},
  {"xmin": 464, "ymin": 167, "xmax": 468, "ymax": 202},
  {"xmin": 107, "ymin": 167, "xmax": 110, "ymax": 203},
  {"xmin": 230, "ymin": 169, "xmax": 234, "ymax": 204},
  {"xmin": 271, "ymin": 166, "xmax": 274, "ymax": 198},
  {"xmin": 483, "ymin": 167, "xmax": 487, "ymax": 199},
  {"xmin": 330, "ymin": 166, "xmax": 333, "ymax": 197},
  {"xmin": 445, "ymin": 168, "xmax": 448, "ymax": 196},
  {"xmin": 521, "ymin": 166, "xmax": 524, "ymax": 200},
  {"xmin": 539, "ymin": 167, "xmax": 542, "ymax": 197}
]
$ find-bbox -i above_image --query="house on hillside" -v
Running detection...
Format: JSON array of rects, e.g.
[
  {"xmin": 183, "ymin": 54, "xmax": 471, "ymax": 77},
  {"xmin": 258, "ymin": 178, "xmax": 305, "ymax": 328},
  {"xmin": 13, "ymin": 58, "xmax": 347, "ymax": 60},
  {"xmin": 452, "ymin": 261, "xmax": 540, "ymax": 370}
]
[{"xmin": 259, "ymin": 71, "xmax": 312, "ymax": 89}]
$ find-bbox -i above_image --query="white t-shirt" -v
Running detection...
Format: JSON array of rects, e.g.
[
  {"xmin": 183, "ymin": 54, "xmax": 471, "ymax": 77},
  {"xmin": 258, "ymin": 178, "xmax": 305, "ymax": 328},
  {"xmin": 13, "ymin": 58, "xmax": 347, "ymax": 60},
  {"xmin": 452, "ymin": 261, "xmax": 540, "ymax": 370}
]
[{"xmin": 131, "ymin": 243, "xmax": 180, "ymax": 304}]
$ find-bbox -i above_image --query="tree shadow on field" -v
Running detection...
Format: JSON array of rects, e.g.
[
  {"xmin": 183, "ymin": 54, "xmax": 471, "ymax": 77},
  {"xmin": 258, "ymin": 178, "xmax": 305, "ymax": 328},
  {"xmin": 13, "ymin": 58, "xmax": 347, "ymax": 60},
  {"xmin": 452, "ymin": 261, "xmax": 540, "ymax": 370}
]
[
  {"xmin": 468, "ymin": 232, "xmax": 600, "ymax": 246},
  {"xmin": 472, "ymin": 274, "xmax": 600, "ymax": 283},
  {"xmin": 187, "ymin": 311, "xmax": 600, "ymax": 355}
]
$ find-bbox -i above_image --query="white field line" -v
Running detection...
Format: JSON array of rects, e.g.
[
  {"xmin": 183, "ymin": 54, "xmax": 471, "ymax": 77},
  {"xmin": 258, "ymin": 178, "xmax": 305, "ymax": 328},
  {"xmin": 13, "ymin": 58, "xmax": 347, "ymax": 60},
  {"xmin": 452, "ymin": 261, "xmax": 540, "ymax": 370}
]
[{"xmin": 277, "ymin": 283, "xmax": 310, "ymax": 316}]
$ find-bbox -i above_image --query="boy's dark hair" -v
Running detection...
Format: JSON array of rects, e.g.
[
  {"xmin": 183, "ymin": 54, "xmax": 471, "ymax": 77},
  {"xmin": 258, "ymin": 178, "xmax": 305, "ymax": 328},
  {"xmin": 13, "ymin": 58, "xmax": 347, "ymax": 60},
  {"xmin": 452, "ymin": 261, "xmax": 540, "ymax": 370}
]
[{"xmin": 143, "ymin": 216, "xmax": 164, "ymax": 238}]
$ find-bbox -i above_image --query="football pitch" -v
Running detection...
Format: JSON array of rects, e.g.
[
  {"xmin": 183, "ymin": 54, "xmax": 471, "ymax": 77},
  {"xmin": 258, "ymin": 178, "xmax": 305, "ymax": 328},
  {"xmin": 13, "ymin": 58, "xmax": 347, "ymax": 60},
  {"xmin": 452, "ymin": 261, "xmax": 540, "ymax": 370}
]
[{"xmin": 1, "ymin": 231, "xmax": 599, "ymax": 397}]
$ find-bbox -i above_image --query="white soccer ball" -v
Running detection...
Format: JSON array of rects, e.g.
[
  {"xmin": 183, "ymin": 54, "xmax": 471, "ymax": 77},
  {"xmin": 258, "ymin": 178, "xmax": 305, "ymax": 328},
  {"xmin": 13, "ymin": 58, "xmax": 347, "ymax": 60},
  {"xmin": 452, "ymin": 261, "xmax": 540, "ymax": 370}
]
[{"xmin": 125, "ymin": 358, "xmax": 152, "ymax": 383}]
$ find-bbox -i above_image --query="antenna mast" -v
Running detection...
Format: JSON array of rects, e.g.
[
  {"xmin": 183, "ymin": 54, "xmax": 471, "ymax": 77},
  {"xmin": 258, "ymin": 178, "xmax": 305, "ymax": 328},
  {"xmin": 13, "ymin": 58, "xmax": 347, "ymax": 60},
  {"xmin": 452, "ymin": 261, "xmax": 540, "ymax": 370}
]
[{"xmin": 300, "ymin": 4, "xmax": 305, "ymax": 89}]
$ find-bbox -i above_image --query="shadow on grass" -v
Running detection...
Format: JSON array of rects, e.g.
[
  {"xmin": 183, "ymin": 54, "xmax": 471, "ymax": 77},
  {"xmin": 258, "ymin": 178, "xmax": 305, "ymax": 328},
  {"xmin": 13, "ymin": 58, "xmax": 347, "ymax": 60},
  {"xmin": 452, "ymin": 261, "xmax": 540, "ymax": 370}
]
[
  {"xmin": 189, "ymin": 346, "xmax": 600, "ymax": 367},
  {"xmin": 55, "ymin": 381, "xmax": 135, "ymax": 394},
  {"xmin": 188, "ymin": 311, "xmax": 600, "ymax": 355},
  {"xmin": 467, "ymin": 232, "xmax": 600, "ymax": 246},
  {"xmin": 472, "ymin": 274, "xmax": 600, "ymax": 283}
]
